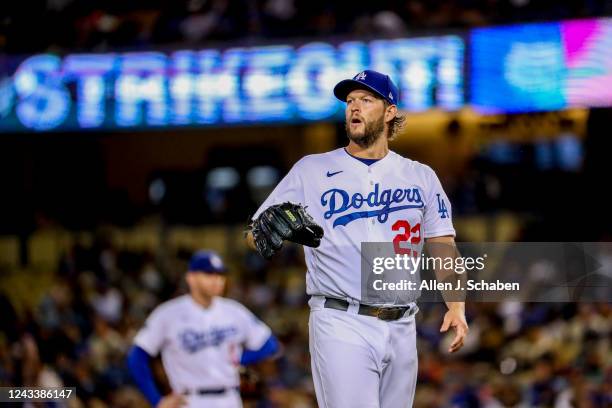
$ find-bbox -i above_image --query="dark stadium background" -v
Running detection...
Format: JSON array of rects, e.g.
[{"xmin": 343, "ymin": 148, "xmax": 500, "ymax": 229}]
[{"xmin": 0, "ymin": 1, "xmax": 611, "ymax": 407}]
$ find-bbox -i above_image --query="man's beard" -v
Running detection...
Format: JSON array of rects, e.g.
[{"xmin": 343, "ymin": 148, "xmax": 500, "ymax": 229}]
[{"xmin": 345, "ymin": 115, "xmax": 385, "ymax": 148}]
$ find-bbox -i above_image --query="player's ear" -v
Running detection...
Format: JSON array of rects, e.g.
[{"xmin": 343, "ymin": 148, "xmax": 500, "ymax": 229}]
[
  {"xmin": 385, "ymin": 104, "xmax": 397, "ymax": 122},
  {"xmin": 185, "ymin": 271, "xmax": 194, "ymax": 286}
]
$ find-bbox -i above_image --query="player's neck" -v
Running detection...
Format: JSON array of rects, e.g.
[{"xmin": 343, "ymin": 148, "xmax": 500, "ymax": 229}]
[
  {"xmin": 190, "ymin": 292, "xmax": 214, "ymax": 308},
  {"xmin": 346, "ymin": 136, "xmax": 389, "ymax": 159}
]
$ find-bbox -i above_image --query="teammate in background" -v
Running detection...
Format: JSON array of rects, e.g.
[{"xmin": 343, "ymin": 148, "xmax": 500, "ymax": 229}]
[
  {"xmin": 127, "ymin": 250, "xmax": 279, "ymax": 408},
  {"xmin": 246, "ymin": 70, "xmax": 469, "ymax": 407}
]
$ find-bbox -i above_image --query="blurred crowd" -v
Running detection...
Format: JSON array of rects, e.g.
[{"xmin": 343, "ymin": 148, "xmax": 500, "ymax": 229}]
[
  {"xmin": 0, "ymin": 235, "xmax": 609, "ymax": 407},
  {"xmin": 2, "ymin": 0, "xmax": 612, "ymax": 52}
]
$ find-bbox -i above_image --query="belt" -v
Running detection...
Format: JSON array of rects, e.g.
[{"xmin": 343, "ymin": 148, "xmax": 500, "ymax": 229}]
[
  {"xmin": 323, "ymin": 297, "xmax": 417, "ymax": 321},
  {"xmin": 182, "ymin": 387, "xmax": 238, "ymax": 396}
]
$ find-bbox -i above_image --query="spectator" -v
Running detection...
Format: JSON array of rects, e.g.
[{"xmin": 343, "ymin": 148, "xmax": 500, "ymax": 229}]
[{"xmin": 4, "ymin": 0, "xmax": 609, "ymax": 52}]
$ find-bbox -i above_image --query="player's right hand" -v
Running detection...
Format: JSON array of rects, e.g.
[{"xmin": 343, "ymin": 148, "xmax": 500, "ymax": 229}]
[
  {"xmin": 156, "ymin": 393, "xmax": 187, "ymax": 408},
  {"xmin": 249, "ymin": 202, "xmax": 324, "ymax": 259}
]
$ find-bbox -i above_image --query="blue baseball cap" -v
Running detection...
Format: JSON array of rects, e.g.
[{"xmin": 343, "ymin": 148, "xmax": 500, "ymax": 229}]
[
  {"xmin": 188, "ymin": 250, "xmax": 227, "ymax": 274},
  {"xmin": 334, "ymin": 70, "xmax": 399, "ymax": 105}
]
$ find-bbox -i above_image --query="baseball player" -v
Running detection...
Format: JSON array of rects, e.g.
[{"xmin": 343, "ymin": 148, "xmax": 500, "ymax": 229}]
[
  {"xmin": 246, "ymin": 70, "xmax": 469, "ymax": 407},
  {"xmin": 127, "ymin": 250, "xmax": 279, "ymax": 408}
]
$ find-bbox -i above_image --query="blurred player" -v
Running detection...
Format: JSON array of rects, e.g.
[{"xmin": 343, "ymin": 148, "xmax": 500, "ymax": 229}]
[
  {"xmin": 246, "ymin": 70, "xmax": 469, "ymax": 407},
  {"xmin": 127, "ymin": 250, "xmax": 279, "ymax": 408}
]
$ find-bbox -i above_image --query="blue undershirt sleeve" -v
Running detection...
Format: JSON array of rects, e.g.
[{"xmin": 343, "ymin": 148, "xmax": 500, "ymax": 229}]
[
  {"xmin": 127, "ymin": 345, "xmax": 162, "ymax": 406},
  {"xmin": 240, "ymin": 334, "xmax": 280, "ymax": 365}
]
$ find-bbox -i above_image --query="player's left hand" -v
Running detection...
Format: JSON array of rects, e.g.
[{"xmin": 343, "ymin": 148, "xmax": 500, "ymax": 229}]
[
  {"xmin": 440, "ymin": 309, "xmax": 469, "ymax": 353},
  {"xmin": 156, "ymin": 393, "xmax": 187, "ymax": 408}
]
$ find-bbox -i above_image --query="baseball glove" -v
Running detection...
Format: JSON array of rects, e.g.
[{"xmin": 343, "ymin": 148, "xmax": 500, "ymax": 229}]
[{"xmin": 249, "ymin": 202, "xmax": 324, "ymax": 259}]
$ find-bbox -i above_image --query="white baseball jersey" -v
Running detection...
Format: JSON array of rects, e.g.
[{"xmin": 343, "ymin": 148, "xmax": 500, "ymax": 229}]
[
  {"xmin": 253, "ymin": 147, "xmax": 455, "ymax": 304},
  {"xmin": 134, "ymin": 295, "xmax": 271, "ymax": 392}
]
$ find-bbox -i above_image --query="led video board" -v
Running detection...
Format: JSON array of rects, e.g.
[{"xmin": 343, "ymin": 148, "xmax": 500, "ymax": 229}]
[
  {"xmin": 470, "ymin": 18, "xmax": 612, "ymax": 113},
  {"xmin": 0, "ymin": 36, "xmax": 464, "ymax": 131},
  {"xmin": 1, "ymin": 17, "xmax": 610, "ymax": 132}
]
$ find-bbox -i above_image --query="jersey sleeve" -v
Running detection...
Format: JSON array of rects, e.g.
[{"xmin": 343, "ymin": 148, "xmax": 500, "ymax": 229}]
[
  {"xmin": 233, "ymin": 302, "xmax": 272, "ymax": 350},
  {"xmin": 252, "ymin": 159, "xmax": 306, "ymax": 220},
  {"xmin": 423, "ymin": 166, "xmax": 456, "ymax": 238},
  {"xmin": 133, "ymin": 305, "xmax": 168, "ymax": 356}
]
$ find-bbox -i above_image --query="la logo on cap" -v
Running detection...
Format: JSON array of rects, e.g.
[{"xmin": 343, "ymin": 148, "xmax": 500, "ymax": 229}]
[
  {"xmin": 388, "ymin": 92, "xmax": 393, "ymax": 100},
  {"xmin": 211, "ymin": 255, "xmax": 223, "ymax": 269},
  {"xmin": 355, "ymin": 71, "xmax": 367, "ymax": 81}
]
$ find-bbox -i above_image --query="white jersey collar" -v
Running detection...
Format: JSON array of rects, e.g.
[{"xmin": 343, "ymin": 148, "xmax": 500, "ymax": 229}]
[{"xmin": 338, "ymin": 147, "xmax": 397, "ymax": 170}]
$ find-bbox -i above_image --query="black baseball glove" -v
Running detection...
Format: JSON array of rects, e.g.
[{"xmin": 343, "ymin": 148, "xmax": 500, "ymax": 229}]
[{"xmin": 249, "ymin": 202, "xmax": 324, "ymax": 259}]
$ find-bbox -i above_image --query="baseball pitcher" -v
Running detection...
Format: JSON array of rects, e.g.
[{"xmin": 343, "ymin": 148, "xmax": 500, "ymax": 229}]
[{"xmin": 245, "ymin": 70, "xmax": 468, "ymax": 407}]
